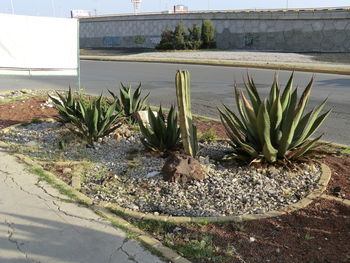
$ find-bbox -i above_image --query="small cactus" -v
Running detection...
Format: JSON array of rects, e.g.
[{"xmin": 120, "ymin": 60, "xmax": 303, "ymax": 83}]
[{"xmin": 175, "ymin": 70, "xmax": 198, "ymax": 157}]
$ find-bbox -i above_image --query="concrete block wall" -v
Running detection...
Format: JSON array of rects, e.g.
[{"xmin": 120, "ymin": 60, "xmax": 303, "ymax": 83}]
[{"xmin": 80, "ymin": 8, "xmax": 350, "ymax": 52}]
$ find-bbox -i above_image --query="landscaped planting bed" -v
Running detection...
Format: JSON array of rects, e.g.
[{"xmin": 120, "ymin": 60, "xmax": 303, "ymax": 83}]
[{"xmin": 1, "ymin": 121, "xmax": 322, "ymax": 217}]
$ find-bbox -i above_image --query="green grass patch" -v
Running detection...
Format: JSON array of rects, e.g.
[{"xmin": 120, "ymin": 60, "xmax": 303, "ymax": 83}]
[
  {"xmin": 0, "ymin": 93, "xmax": 46, "ymax": 105},
  {"xmin": 198, "ymin": 129, "xmax": 218, "ymax": 143},
  {"xmin": 29, "ymin": 166, "xmax": 88, "ymax": 206},
  {"xmin": 176, "ymin": 235, "xmax": 215, "ymax": 259},
  {"xmin": 133, "ymin": 219, "xmax": 177, "ymax": 235},
  {"xmin": 340, "ymin": 147, "xmax": 350, "ymax": 155}
]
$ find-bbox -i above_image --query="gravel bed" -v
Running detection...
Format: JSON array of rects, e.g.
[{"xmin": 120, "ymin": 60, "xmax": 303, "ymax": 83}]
[{"xmin": 0, "ymin": 122, "xmax": 322, "ymax": 217}]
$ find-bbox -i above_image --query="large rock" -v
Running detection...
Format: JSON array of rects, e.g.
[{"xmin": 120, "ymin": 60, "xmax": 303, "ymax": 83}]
[
  {"xmin": 135, "ymin": 110, "xmax": 158, "ymax": 126},
  {"xmin": 162, "ymin": 154, "xmax": 205, "ymax": 183}
]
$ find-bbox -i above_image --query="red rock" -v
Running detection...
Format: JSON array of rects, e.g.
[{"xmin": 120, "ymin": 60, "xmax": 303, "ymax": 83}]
[{"xmin": 161, "ymin": 154, "xmax": 205, "ymax": 183}]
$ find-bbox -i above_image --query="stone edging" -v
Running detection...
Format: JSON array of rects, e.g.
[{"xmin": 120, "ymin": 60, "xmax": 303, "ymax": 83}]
[{"xmin": 320, "ymin": 194, "xmax": 350, "ymax": 206}]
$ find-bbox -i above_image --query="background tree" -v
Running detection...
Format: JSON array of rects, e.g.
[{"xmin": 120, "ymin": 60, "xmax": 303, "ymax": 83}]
[
  {"xmin": 187, "ymin": 24, "xmax": 202, "ymax": 50},
  {"xmin": 156, "ymin": 29, "xmax": 174, "ymax": 50},
  {"xmin": 201, "ymin": 19, "xmax": 216, "ymax": 49},
  {"xmin": 173, "ymin": 22, "xmax": 187, "ymax": 50}
]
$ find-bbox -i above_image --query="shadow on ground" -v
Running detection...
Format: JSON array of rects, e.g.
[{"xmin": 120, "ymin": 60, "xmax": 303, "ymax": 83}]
[{"xmin": 0, "ymin": 212, "xmax": 126, "ymax": 263}]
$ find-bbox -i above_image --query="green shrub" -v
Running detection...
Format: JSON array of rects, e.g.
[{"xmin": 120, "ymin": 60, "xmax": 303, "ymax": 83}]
[
  {"xmin": 187, "ymin": 24, "xmax": 202, "ymax": 50},
  {"xmin": 156, "ymin": 20, "xmax": 215, "ymax": 50},
  {"xmin": 219, "ymin": 73, "xmax": 331, "ymax": 163},
  {"xmin": 108, "ymin": 83, "xmax": 149, "ymax": 123},
  {"xmin": 139, "ymin": 106, "xmax": 181, "ymax": 153},
  {"xmin": 156, "ymin": 29, "xmax": 174, "ymax": 50},
  {"xmin": 201, "ymin": 19, "xmax": 216, "ymax": 49},
  {"xmin": 173, "ymin": 22, "xmax": 187, "ymax": 50},
  {"xmin": 50, "ymin": 90, "xmax": 122, "ymax": 146}
]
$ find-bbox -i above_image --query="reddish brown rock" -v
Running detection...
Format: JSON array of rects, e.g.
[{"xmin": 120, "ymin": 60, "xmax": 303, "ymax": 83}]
[{"xmin": 161, "ymin": 154, "xmax": 205, "ymax": 183}]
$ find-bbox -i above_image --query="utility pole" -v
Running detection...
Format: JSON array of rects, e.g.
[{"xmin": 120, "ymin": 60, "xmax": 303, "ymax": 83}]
[
  {"xmin": 10, "ymin": 0, "xmax": 14, "ymax": 14},
  {"xmin": 286, "ymin": 0, "xmax": 289, "ymax": 9}
]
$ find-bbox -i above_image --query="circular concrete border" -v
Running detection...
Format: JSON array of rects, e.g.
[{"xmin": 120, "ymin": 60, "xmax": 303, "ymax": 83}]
[
  {"xmin": 0, "ymin": 94, "xmax": 332, "ymax": 224},
  {"xmin": 0, "ymin": 121, "xmax": 333, "ymax": 263},
  {"xmin": 0, "ymin": 120, "xmax": 331, "ymax": 223}
]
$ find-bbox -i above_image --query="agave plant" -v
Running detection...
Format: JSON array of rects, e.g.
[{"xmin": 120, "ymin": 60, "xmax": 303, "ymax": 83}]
[
  {"xmin": 108, "ymin": 83, "xmax": 149, "ymax": 123},
  {"xmin": 219, "ymin": 73, "xmax": 331, "ymax": 163},
  {"xmin": 50, "ymin": 90, "xmax": 122, "ymax": 146},
  {"xmin": 49, "ymin": 87, "xmax": 81, "ymax": 123},
  {"xmin": 139, "ymin": 105, "xmax": 181, "ymax": 153}
]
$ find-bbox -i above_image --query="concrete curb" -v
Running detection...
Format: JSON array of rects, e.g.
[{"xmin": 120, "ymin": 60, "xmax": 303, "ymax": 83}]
[
  {"xmin": 320, "ymin": 194, "xmax": 350, "ymax": 206},
  {"xmin": 80, "ymin": 55, "xmax": 350, "ymax": 75},
  {"xmin": 0, "ymin": 141, "xmax": 191, "ymax": 263}
]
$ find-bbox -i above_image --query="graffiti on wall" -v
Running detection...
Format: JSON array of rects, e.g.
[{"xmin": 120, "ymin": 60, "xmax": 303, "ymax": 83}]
[
  {"xmin": 102, "ymin": 36, "xmax": 120, "ymax": 47},
  {"xmin": 150, "ymin": 37, "xmax": 161, "ymax": 44},
  {"xmin": 134, "ymin": 36, "xmax": 145, "ymax": 44}
]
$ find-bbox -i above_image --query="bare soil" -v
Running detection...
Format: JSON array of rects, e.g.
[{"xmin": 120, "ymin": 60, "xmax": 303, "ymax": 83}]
[
  {"xmin": 0, "ymin": 97, "xmax": 57, "ymax": 130},
  {"xmin": 0, "ymin": 95, "xmax": 349, "ymax": 263}
]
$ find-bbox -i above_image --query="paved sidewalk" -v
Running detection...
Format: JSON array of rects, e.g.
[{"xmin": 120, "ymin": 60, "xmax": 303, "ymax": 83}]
[{"xmin": 0, "ymin": 150, "xmax": 165, "ymax": 263}]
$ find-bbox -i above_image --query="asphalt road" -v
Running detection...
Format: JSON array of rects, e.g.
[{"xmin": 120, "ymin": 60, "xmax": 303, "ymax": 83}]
[{"xmin": 0, "ymin": 60, "xmax": 349, "ymax": 145}]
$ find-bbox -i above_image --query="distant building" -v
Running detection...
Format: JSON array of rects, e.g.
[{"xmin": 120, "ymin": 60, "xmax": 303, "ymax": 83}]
[
  {"xmin": 173, "ymin": 5, "xmax": 188, "ymax": 14},
  {"xmin": 71, "ymin": 10, "xmax": 92, "ymax": 18}
]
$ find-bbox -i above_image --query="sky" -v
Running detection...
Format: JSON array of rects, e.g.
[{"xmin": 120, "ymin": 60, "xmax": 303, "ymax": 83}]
[{"xmin": 0, "ymin": 0, "xmax": 349, "ymax": 18}]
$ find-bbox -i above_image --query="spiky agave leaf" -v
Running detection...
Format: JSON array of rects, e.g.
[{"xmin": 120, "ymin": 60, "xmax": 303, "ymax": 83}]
[
  {"xmin": 219, "ymin": 72, "xmax": 330, "ymax": 163},
  {"xmin": 108, "ymin": 83, "xmax": 149, "ymax": 122},
  {"xmin": 138, "ymin": 105, "xmax": 180, "ymax": 153},
  {"xmin": 50, "ymin": 89, "xmax": 122, "ymax": 146}
]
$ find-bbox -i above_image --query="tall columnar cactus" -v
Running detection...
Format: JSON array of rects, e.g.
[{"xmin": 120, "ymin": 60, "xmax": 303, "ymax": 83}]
[{"xmin": 175, "ymin": 70, "xmax": 198, "ymax": 157}]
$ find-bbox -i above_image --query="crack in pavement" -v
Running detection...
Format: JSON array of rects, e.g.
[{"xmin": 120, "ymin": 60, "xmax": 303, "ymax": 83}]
[
  {"xmin": 5, "ymin": 219, "xmax": 41, "ymax": 263},
  {"xmin": 52, "ymin": 200, "xmax": 104, "ymax": 224},
  {"xmin": 1, "ymin": 167, "xmax": 103, "ymax": 225},
  {"xmin": 108, "ymin": 246, "xmax": 123, "ymax": 263},
  {"xmin": 0, "ymin": 168, "xmax": 52, "ymax": 204},
  {"xmin": 115, "ymin": 239, "xmax": 139, "ymax": 263},
  {"xmin": 34, "ymin": 180, "xmax": 66, "ymax": 201}
]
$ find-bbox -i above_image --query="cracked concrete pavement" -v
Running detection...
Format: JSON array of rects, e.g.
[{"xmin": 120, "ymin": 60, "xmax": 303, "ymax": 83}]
[{"xmin": 0, "ymin": 150, "xmax": 165, "ymax": 263}]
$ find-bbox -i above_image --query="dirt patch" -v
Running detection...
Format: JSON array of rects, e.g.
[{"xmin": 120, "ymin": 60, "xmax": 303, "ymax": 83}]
[
  {"xmin": 194, "ymin": 118, "xmax": 227, "ymax": 139},
  {"xmin": 0, "ymin": 97, "xmax": 58, "ymax": 129},
  {"xmin": 178, "ymin": 199, "xmax": 350, "ymax": 263},
  {"xmin": 324, "ymin": 155, "xmax": 350, "ymax": 199}
]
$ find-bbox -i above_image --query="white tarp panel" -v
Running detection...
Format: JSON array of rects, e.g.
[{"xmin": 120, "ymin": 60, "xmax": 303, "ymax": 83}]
[{"xmin": 0, "ymin": 14, "xmax": 78, "ymax": 76}]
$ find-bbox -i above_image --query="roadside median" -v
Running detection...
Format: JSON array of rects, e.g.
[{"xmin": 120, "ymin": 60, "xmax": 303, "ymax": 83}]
[{"xmin": 80, "ymin": 55, "xmax": 350, "ymax": 75}]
